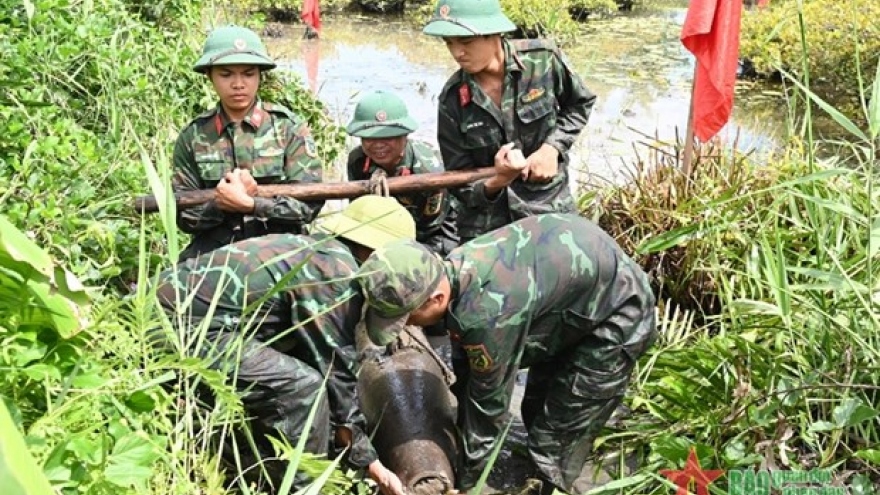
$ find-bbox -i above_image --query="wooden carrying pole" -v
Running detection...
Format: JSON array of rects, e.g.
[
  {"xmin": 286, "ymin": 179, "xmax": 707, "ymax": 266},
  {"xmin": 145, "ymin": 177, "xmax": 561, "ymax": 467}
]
[
  {"xmin": 133, "ymin": 167, "xmax": 495, "ymax": 214},
  {"xmin": 681, "ymin": 71, "xmax": 697, "ymax": 181}
]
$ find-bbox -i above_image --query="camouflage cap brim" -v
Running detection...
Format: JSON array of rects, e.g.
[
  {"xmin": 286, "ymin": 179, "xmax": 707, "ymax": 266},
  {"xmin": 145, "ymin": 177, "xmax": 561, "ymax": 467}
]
[
  {"xmin": 422, "ymin": 15, "xmax": 516, "ymax": 37},
  {"xmin": 193, "ymin": 52, "xmax": 277, "ymax": 73},
  {"xmin": 365, "ymin": 309, "xmax": 407, "ymax": 346},
  {"xmin": 346, "ymin": 118, "xmax": 419, "ymax": 139},
  {"xmin": 348, "ymin": 125, "xmax": 411, "ymax": 139}
]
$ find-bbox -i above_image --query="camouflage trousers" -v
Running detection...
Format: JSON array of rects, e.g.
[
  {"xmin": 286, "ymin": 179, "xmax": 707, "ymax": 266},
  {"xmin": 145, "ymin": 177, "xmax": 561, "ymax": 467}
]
[
  {"xmin": 178, "ymin": 218, "xmax": 306, "ymax": 262},
  {"xmin": 209, "ymin": 332, "xmax": 330, "ymax": 492},
  {"xmin": 172, "ymin": 328, "xmax": 331, "ymax": 493},
  {"xmin": 520, "ymin": 304, "xmax": 657, "ymax": 494}
]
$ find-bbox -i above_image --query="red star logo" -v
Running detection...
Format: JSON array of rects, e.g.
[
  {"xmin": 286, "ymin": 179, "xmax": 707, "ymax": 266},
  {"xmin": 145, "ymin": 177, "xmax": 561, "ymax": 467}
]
[{"xmin": 660, "ymin": 447, "xmax": 724, "ymax": 495}]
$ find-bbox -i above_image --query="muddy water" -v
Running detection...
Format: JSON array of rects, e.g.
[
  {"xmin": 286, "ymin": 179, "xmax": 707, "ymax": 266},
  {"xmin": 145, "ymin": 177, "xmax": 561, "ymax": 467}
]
[{"xmin": 268, "ymin": 1, "xmax": 785, "ymax": 188}]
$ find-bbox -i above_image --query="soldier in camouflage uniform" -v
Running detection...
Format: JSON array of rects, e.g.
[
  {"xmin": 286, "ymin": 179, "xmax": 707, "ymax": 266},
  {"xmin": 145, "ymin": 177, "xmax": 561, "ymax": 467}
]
[
  {"xmin": 156, "ymin": 196, "xmax": 414, "ymax": 495},
  {"xmin": 346, "ymin": 90, "xmax": 459, "ymax": 255},
  {"xmin": 423, "ymin": 0, "xmax": 597, "ymax": 243},
  {"xmin": 356, "ymin": 214, "xmax": 657, "ymax": 495},
  {"xmin": 172, "ymin": 25, "xmax": 324, "ymax": 261}
]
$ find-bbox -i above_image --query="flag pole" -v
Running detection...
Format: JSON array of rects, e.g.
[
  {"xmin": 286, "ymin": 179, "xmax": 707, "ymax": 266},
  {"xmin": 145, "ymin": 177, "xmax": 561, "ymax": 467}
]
[{"xmin": 682, "ymin": 65, "xmax": 697, "ymax": 182}]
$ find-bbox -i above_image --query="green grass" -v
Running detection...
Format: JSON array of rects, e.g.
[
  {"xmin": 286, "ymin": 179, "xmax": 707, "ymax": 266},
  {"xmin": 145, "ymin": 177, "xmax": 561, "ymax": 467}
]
[{"xmin": 587, "ymin": 1, "xmax": 880, "ymax": 492}]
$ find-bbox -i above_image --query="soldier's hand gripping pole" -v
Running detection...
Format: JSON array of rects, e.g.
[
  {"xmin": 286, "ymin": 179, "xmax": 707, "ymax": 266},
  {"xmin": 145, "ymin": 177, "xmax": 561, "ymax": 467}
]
[{"xmin": 133, "ymin": 167, "xmax": 495, "ymax": 214}]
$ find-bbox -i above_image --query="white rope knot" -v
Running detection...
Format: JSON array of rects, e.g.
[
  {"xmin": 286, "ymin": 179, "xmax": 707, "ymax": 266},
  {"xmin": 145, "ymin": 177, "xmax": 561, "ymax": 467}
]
[{"xmin": 368, "ymin": 169, "xmax": 390, "ymax": 197}]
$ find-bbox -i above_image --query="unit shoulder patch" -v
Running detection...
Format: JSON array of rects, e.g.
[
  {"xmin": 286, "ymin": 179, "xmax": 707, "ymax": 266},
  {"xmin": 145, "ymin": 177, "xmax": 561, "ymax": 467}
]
[{"xmin": 462, "ymin": 343, "xmax": 494, "ymax": 373}]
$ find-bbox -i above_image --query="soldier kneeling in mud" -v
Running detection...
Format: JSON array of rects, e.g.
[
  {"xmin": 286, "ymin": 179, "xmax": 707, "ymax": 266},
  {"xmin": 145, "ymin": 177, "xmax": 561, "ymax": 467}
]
[
  {"xmin": 154, "ymin": 196, "xmax": 413, "ymax": 495},
  {"xmin": 357, "ymin": 212, "xmax": 658, "ymax": 495}
]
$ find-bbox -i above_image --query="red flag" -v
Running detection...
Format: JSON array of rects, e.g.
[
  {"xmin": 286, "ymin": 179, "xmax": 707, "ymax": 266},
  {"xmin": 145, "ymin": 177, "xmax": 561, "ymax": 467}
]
[
  {"xmin": 681, "ymin": 0, "xmax": 743, "ymax": 142},
  {"xmin": 302, "ymin": 0, "xmax": 322, "ymax": 32}
]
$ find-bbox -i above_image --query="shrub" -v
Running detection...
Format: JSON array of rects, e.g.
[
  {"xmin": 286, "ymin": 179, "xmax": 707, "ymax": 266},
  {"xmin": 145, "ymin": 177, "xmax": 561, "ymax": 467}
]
[
  {"xmin": 740, "ymin": 0, "xmax": 880, "ymax": 121},
  {"xmin": 0, "ymin": 0, "xmax": 343, "ymax": 288}
]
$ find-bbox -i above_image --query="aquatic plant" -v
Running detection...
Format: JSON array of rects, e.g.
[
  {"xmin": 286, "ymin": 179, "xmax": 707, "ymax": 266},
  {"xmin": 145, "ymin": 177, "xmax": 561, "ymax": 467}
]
[
  {"xmin": 740, "ymin": 0, "xmax": 880, "ymax": 124},
  {"xmin": 586, "ymin": 2, "xmax": 880, "ymax": 491}
]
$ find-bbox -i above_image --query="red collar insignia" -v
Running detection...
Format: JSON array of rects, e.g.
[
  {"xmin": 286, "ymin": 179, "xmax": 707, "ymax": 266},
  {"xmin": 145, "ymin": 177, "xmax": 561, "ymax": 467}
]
[{"xmin": 459, "ymin": 83, "xmax": 471, "ymax": 107}]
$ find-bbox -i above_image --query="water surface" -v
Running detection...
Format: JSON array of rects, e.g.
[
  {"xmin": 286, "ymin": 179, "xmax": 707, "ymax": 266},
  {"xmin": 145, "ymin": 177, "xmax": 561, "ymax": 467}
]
[{"xmin": 268, "ymin": 3, "xmax": 785, "ymax": 186}]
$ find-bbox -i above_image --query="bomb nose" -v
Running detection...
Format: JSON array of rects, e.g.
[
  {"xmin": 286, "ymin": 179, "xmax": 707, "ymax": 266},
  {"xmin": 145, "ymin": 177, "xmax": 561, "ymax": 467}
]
[{"xmin": 409, "ymin": 472, "xmax": 453, "ymax": 495}]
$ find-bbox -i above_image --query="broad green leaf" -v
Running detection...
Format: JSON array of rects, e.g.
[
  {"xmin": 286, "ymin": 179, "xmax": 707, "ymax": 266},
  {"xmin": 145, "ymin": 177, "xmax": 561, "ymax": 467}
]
[
  {"xmin": 71, "ymin": 373, "xmax": 107, "ymax": 389},
  {"xmin": 808, "ymin": 420, "xmax": 835, "ymax": 432},
  {"xmin": 729, "ymin": 299, "xmax": 783, "ymax": 316},
  {"xmin": 0, "ymin": 215, "xmax": 90, "ymax": 336},
  {"xmin": 780, "ymin": 68, "xmax": 870, "ymax": 141},
  {"xmin": 0, "ymin": 401, "xmax": 55, "ymax": 495},
  {"xmin": 22, "ymin": 364, "xmax": 61, "ymax": 382},
  {"xmin": 649, "ymin": 435, "xmax": 693, "ymax": 464},
  {"xmin": 103, "ymin": 434, "xmax": 159, "ymax": 488},
  {"xmin": 832, "ymin": 398, "xmax": 878, "ymax": 428},
  {"xmin": 19, "ymin": 279, "xmax": 88, "ymax": 338},
  {"xmin": 0, "ymin": 215, "xmax": 53, "ymax": 280},
  {"xmin": 124, "ymin": 390, "xmax": 156, "ymax": 413},
  {"xmin": 103, "ymin": 464, "xmax": 152, "ymax": 488},
  {"xmin": 854, "ymin": 449, "xmax": 880, "ymax": 465}
]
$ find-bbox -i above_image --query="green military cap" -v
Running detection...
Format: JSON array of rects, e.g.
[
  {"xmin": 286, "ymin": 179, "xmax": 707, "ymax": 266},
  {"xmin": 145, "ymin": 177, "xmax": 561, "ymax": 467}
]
[
  {"xmin": 346, "ymin": 90, "xmax": 419, "ymax": 139},
  {"xmin": 357, "ymin": 239, "xmax": 445, "ymax": 346},
  {"xmin": 193, "ymin": 25, "xmax": 277, "ymax": 73},
  {"xmin": 315, "ymin": 195, "xmax": 416, "ymax": 250},
  {"xmin": 422, "ymin": 0, "xmax": 516, "ymax": 37}
]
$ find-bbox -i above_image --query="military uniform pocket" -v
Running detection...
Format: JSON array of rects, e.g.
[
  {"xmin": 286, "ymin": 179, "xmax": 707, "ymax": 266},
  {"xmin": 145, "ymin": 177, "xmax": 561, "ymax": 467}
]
[
  {"xmin": 251, "ymin": 148, "xmax": 285, "ymax": 184},
  {"xmin": 195, "ymin": 155, "xmax": 228, "ymax": 185},
  {"xmin": 516, "ymin": 93, "xmax": 556, "ymax": 153},
  {"xmin": 569, "ymin": 354, "xmax": 632, "ymax": 400},
  {"xmin": 460, "ymin": 119, "xmax": 502, "ymax": 150}
]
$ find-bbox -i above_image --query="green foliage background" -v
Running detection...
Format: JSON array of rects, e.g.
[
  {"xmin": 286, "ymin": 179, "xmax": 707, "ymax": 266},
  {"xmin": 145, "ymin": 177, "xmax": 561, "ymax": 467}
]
[
  {"xmin": 0, "ymin": 0, "xmax": 346, "ymax": 492},
  {"xmin": 740, "ymin": 0, "xmax": 880, "ymax": 121},
  {"xmin": 0, "ymin": 0, "xmax": 344, "ymax": 289}
]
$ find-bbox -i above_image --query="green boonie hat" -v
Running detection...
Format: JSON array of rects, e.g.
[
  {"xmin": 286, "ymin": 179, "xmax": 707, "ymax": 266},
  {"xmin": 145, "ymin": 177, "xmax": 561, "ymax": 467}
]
[
  {"xmin": 422, "ymin": 0, "xmax": 516, "ymax": 37},
  {"xmin": 346, "ymin": 90, "xmax": 419, "ymax": 139},
  {"xmin": 315, "ymin": 196, "xmax": 416, "ymax": 250},
  {"xmin": 358, "ymin": 239, "xmax": 445, "ymax": 346},
  {"xmin": 193, "ymin": 25, "xmax": 277, "ymax": 74}
]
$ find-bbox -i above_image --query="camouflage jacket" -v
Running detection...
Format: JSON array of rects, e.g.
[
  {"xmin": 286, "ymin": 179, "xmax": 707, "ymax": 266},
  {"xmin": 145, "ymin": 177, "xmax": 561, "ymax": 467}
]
[
  {"xmin": 156, "ymin": 233, "xmax": 377, "ymax": 468},
  {"xmin": 436, "ymin": 39, "xmax": 596, "ymax": 240},
  {"xmin": 171, "ymin": 100, "xmax": 325, "ymax": 247},
  {"xmin": 346, "ymin": 139, "xmax": 459, "ymax": 254},
  {"xmin": 442, "ymin": 214, "xmax": 655, "ymax": 487}
]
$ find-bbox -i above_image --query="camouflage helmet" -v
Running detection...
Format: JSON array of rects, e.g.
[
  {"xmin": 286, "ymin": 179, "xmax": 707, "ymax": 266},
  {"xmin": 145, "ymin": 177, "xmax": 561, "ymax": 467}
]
[
  {"xmin": 315, "ymin": 195, "xmax": 416, "ymax": 250},
  {"xmin": 357, "ymin": 239, "xmax": 445, "ymax": 346},
  {"xmin": 193, "ymin": 25, "xmax": 277, "ymax": 74},
  {"xmin": 422, "ymin": 0, "xmax": 516, "ymax": 38},
  {"xmin": 346, "ymin": 90, "xmax": 419, "ymax": 139}
]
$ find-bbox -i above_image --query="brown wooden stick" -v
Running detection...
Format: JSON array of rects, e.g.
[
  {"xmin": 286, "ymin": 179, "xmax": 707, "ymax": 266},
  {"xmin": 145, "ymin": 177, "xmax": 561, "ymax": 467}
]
[{"xmin": 133, "ymin": 167, "xmax": 495, "ymax": 214}]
